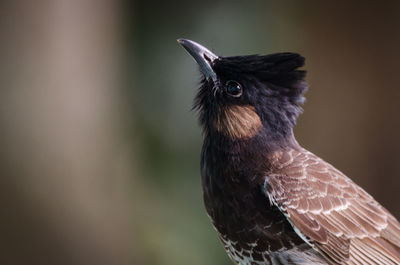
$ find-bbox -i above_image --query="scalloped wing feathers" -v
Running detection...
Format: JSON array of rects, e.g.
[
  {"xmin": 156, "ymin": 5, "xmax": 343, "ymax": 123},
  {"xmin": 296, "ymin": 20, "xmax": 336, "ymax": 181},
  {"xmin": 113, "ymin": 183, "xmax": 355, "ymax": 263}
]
[{"xmin": 265, "ymin": 149, "xmax": 400, "ymax": 265}]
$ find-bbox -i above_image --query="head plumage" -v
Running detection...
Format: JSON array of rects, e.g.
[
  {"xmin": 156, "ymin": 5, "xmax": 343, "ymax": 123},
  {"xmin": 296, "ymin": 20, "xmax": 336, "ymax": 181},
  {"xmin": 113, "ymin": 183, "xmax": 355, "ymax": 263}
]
[{"xmin": 213, "ymin": 53, "xmax": 307, "ymax": 105}]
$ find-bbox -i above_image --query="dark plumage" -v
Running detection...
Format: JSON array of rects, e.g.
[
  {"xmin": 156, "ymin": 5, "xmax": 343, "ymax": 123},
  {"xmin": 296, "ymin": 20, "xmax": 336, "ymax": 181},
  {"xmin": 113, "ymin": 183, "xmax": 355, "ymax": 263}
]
[{"xmin": 178, "ymin": 39, "xmax": 400, "ymax": 265}]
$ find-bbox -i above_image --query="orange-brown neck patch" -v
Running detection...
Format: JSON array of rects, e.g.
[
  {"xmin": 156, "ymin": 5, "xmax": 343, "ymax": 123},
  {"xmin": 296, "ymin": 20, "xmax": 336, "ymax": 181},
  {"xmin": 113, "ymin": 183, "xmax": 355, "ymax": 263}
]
[{"xmin": 214, "ymin": 105, "xmax": 262, "ymax": 139}]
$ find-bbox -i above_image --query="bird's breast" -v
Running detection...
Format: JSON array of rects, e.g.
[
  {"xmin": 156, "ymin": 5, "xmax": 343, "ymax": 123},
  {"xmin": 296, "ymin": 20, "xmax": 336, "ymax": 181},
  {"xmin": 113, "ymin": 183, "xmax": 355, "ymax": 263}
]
[{"xmin": 201, "ymin": 150, "xmax": 303, "ymax": 253}]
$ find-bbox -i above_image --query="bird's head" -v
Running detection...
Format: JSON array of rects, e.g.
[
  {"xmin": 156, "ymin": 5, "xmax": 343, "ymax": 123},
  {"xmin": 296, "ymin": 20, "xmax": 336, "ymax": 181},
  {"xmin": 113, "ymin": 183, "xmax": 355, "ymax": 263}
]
[{"xmin": 178, "ymin": 39, "xmax": 308, "ymax": 144}]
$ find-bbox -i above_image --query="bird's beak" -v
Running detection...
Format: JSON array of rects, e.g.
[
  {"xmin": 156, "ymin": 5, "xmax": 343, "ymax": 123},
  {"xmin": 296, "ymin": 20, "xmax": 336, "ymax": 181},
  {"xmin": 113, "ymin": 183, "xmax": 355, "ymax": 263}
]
[{"xmin": 177, "ymin": 38, "xmax": 218, "ymax": 82}]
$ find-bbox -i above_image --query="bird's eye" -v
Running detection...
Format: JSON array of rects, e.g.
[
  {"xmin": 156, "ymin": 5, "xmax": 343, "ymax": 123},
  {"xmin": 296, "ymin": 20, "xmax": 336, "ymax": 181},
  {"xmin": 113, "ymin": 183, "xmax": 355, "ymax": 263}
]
[{"xmin": 226, "ymin": 81, "xmax": 242, "ymax": 97}]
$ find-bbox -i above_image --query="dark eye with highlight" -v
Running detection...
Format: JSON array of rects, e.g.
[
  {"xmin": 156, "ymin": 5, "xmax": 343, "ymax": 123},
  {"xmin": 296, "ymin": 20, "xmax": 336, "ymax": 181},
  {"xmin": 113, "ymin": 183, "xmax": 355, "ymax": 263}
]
[{"xmin": 226, "ymin": 80, "xmax": 242, "ymax": 97}]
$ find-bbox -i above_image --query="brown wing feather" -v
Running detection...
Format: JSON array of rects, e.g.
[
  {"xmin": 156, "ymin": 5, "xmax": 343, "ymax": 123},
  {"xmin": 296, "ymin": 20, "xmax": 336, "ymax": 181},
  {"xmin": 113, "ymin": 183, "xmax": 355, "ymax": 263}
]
[{"xmin": 266, "ymin": 149, "xmax": 400, "ymax": 264}]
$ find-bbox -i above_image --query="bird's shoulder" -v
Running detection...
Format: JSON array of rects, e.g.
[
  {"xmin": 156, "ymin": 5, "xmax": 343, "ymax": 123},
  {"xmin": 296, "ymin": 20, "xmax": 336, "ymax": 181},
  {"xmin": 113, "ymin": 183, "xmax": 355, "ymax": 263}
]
[{"xmin": 264, "ymin": 148, "xmax": 400, "ymax": 264}]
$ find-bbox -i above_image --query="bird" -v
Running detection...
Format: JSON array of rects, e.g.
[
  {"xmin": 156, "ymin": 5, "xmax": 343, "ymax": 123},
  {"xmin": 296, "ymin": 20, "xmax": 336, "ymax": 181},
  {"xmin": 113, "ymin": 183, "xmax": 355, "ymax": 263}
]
[{"xmin": 177, "ymin": 38, "xmax": 400, "ymax": 265}]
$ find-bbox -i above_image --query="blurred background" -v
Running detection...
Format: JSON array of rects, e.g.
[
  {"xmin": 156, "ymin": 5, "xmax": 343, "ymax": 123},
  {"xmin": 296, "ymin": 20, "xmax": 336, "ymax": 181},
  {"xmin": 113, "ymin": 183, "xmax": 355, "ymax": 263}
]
[{"xmin": 1, "ymin": 1, "xmax": 400, "ymax": 264}]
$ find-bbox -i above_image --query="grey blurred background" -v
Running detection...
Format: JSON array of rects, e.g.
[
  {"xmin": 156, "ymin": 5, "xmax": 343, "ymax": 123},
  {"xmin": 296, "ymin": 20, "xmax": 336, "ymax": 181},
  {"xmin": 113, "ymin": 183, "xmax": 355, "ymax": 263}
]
[{"xmin": 1, "ymin": 1, "xmax": 400, "ymax": 265}]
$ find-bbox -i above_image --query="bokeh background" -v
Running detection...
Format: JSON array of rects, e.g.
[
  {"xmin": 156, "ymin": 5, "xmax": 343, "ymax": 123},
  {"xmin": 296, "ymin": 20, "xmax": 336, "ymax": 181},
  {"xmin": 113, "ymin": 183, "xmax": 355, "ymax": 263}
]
[{"xmin": 1, "ymin": 1, "xmax": 400, "ymax": 264}]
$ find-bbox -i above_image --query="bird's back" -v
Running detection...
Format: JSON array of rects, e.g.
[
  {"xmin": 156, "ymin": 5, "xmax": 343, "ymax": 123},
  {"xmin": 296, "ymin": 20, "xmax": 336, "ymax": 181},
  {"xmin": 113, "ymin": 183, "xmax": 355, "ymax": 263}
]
[
  {"xmin": 202, "ymin": 143, "xmax": 400, "ymax": 265},
  {"xmin": 266, "ymin": 148, "xmax": 400, "ymax": 265}
]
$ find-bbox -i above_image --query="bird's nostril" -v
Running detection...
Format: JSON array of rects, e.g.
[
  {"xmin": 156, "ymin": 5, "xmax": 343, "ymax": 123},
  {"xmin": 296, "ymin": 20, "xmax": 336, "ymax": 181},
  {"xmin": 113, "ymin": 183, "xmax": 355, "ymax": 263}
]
[{"xmin": 203, "ymin": 54, "xmax": 212, "ymax": 62}]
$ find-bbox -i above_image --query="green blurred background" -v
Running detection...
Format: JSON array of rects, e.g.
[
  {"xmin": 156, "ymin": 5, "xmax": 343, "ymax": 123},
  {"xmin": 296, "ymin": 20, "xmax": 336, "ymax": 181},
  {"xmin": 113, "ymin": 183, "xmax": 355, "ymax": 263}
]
[{"xmin": 1, "ymin": 1, "xmax": 400, "ymax": 264}]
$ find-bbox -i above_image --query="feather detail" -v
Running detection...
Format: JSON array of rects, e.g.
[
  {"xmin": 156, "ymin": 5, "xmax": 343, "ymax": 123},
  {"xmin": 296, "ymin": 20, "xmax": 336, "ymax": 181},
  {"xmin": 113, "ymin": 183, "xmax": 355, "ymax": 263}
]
[{"xmin": 265, "ymin": 148, "xmax": 400, "ymax": 264}]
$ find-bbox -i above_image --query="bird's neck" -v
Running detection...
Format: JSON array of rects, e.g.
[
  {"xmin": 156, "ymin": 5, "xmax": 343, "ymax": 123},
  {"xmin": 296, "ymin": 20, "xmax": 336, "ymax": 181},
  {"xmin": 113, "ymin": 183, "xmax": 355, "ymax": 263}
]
[
  {"xmin": 207, "ymin": 126, "xmax": 299, "ymax": 155},
  {"xmin": 203, "ymin": 128, "xmax": 301, "ymax": 184}
]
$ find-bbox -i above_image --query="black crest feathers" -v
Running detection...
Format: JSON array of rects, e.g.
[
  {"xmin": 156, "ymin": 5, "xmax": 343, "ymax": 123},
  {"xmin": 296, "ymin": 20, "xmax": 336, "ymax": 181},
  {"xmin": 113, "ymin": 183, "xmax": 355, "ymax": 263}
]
[
  {"xmin": 213, "ymin": 53, "xmax": 308, "ymax": 105},
  {"xmin": 193, "ymin": 52, "xmax": 308, "ymax": 139}
]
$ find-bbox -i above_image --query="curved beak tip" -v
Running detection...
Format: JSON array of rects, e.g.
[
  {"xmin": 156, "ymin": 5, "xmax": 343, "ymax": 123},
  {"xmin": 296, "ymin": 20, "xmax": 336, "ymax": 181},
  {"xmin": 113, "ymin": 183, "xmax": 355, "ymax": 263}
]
[{"xmin": 176, "ymin": 38, "xmax": 218, "ymax": 81}]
